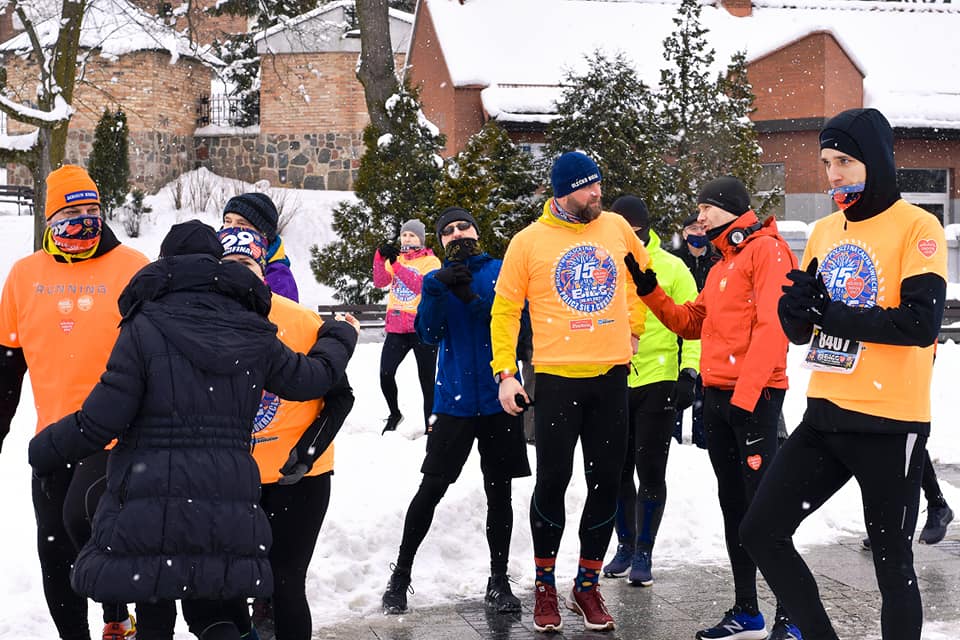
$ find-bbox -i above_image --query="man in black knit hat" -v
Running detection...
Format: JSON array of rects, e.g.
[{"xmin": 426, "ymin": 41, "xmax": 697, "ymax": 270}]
[
  {"xmin": 623, "ymin": 175, "xmax": 799, "ymax": 640},
  {"xmin": 223, "ymin": 192, "xmax": 300, "ymax": 302}
]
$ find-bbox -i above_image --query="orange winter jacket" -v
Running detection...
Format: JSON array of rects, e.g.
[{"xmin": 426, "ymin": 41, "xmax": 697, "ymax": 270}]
[
  {"xmin": 0, "ymin": 244, "xmax": 148, "ymax": 432},
  {"xmin": 641, "ymin": 212, "xmax": 796, "ymax": 412},
  {"xmin": 251, "ymin": 293, "xmax": 331, "ymax": 483}
]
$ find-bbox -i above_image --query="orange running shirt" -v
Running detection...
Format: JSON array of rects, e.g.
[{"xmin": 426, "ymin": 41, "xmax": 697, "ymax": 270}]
[
  {"xmin": 495, "ymin": 210, "xmax": 649, "ymax": 367},
  {"xmin": 251, "ymin": 294, "xmax": 331, "ymax": 484},
  {"xmin": 803, "ymin": 200, "xmax": 947, "ymax": 422},
  {"xmin": 0, "ymin": 246, "xmax": 148, "ymax": 432}
]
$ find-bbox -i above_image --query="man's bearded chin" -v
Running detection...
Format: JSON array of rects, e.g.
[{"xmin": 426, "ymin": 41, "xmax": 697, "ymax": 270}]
[{"xmin": 577, "ymin": 201, "xmax": 602, "ymax": 222}]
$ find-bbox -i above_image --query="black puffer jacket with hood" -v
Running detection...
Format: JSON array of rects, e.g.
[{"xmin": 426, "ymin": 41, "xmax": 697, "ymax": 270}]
[{"xmin": 28, "ymin": 253, "xmax": 357, "ymax": 603}]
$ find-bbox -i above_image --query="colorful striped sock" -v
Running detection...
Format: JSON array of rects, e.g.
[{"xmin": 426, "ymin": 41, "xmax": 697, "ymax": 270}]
[
  {"xmin": 575, "ymin": 558, "xmax": 603, "ymax": 592},
  {"xmin": 535, "ymin": 557, "xmax": 556, "ymax": 588}
]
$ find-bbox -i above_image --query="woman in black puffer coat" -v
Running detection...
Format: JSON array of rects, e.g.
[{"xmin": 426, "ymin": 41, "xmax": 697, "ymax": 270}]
[{"xmin": 28, "ymin": 233, "xmax": 357, "ymax": 640}]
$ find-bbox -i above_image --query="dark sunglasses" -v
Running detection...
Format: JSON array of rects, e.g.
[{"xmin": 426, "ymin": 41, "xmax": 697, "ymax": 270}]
[{"xmin": 440, "ymin": 221, "xmax": 473, "ymax": 236}]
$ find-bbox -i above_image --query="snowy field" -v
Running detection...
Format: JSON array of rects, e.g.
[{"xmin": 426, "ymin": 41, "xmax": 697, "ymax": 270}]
[{"xmin": 0, "ymin": 172, "xmax": 958, "ymax": 637}]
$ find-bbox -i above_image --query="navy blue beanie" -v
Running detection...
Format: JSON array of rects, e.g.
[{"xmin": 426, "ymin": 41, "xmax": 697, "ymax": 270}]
[
  {"xmin": 550, "ymin": 152, "xmax": 602, "ymax": 198},
  {"xmin": 223, "ymin": 193, "xmax": 279, "ymax": 243},
  {"xmin": 160, "ymin": 220, "xmax": 223, "ymax": 258}
]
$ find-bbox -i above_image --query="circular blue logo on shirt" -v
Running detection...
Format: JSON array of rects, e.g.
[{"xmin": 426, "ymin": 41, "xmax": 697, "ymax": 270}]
[
  {"xmin": 253, "ymin": 392, "xmax": 281, "ymax": 433},
  {"xmin": 820, "ymin": 242, "xmax": 881, "ymax": 308},
  {"xmin": 392, "ymin": 277, "xmax": 416, "ymax": 303},
  {"xmin": 554, "ymin": 244, "xmax": 617, "ymax": 313}
]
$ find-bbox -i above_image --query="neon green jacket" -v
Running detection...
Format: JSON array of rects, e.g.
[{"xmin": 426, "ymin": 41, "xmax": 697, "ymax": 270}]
[{"xmin": 629, "ymin": 231, "xmax": 700, "ymax": 387}]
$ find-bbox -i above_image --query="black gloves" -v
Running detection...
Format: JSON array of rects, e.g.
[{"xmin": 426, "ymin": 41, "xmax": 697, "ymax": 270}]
[
  {"xmin": 278, "ymin": 374, "xmax": 355, "ymax": 485},
  {"xmin": 434, "ymin": 263, "xmax": 477, "ymax": 304},
  {"xmin": 624, "ymin": 253, "xmax": 658, "ymax": 296},
  {"xmin": 379, "ymin": 244, "xmax": 400, "ymax": 264},
  {"xmin": 780, "ymin": 258, "xmax": 830, "ymax": 324},
  {"xmin": 674, "ymin": 368, "xmax": 697, "ymax": 411}
]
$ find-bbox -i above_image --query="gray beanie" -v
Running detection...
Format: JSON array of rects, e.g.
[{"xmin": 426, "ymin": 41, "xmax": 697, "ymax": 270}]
[{"xmin": 400, "ymin": 219, "xmax": 426, "ymax": 247}]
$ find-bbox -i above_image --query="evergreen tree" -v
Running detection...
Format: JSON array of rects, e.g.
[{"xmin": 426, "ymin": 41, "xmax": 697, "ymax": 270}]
[
  {"xmin": 434, "ymin": 122, "xmax": 542, "ymax": 258},
  {"xmin": 87, "ymin": 108, "xmax": 130, "ymax": 219},
  {"xmin": 310, "ymin": 84, "xmax": 446, "ymax": 303},
  {"xmin": 545, "ymin": 51, "xmax": 663, "ymax": 210},
  {"xmin": 655, "ymin": 0, "xmax": 774, "ymax": 229},
  {"xmin": 210, "ymin": 35, "xmax": 260, "ymax": 127}
]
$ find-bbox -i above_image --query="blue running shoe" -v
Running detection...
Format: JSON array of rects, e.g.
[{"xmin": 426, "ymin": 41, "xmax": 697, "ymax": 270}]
[
  {"xmin": 768, "ymin": 616, "xmax": 802, "ymax": 640},
  {"xmin": 628, "ymin": 549, "xmax": 653, "ymax": 586},
  {"xmin": 602, "ymin": 544, "xmax": 633, "ymax": 578},
  {"xmin": 695, "ymin": 606, "xmax": 767, "ymax": 639}
]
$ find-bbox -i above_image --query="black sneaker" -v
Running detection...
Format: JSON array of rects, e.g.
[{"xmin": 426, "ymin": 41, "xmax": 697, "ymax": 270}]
[
  {"xmin": 861, "ymin": 536, "xmax": 871, "ymax": 550},
  {"xmin": 919, "ymin": 504, "xmax": 954, "ymax": 545},
  {"xmin": 485, "ymin": 574, "xmax": 521, "ymax": 614},
  {"xmin": 382, "ymin": 566, "xmax": 413, "ymax": 614},
  {"xmin": 382, "ymin": 414, "xmax": 404, "ymax": 435}
]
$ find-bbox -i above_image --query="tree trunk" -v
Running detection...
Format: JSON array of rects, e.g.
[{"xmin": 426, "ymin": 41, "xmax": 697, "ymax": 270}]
[
  {"xmin": 33, "ymin": 130, "xmax": 52, "ymax": 250},
  {"xmin": 355, "ymin": 0, "xmax": 400, "ymax": 133}
]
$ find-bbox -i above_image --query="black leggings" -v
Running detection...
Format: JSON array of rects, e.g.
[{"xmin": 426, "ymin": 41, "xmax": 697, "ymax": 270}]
[
  {"xmin": 62, "ymin": 450, "xmax": 130, "ymax": 624},
  {"xmin": 615, "ymin": 381, "xmax": 677, "ymax": 551},
  {"xmin": 379, "ymin": 332, "xmax": 437, "ymax": 427},
  {"xmin": 741, "ymin": 422, "xmax": 926, "ymax": 640},
  {"xmin": 702, "ymin": 386, "xmax": 783, "ymax": 610},
  {"xmin": 260, "ymin": 473, "xmax": 332, "ymax": 640},
  {"xmin": 397, "ymin": 472, "xmax": 513, "ymax": 576},
  {"xmin": 921, "ymin": 448, "xmax": 947, "ymax": 507},
  {"xmin": 32, "ymin": 466, "xmax": 90, "ymax": 640},
  {"xmin": 135, "ymin": 599, "xmax": 249, "ymax": 640},
  {"xmin": 530, "ymin": 367, "xmax": 629, "ymax": 562}
]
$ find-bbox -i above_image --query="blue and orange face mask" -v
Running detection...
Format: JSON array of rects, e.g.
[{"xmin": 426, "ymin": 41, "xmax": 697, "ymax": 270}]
[
  {"xmin": 827, "ymin": 182, "xmax": 865, "ymax": 210},
  {"xmin": 47, "ymin": 214, "xmax": 103, "ymax": 254}
]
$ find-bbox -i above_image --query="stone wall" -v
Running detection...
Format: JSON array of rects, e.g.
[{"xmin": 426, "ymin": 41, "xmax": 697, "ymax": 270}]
[{"xmin": 195, "ymin": 131, "xmax": 363, "ymax": 190}]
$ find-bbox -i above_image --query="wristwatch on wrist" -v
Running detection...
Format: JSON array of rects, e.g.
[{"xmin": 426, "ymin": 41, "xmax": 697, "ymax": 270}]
[{"xmin": 494, "ymin": 370, "xmax": 515, "ymax": 384}]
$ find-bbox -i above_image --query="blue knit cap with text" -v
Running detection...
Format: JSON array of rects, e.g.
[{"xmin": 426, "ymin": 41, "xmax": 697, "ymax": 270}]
[{"xmin": 550, "ymin": 151, "xmax": 602, "ymax": 198}]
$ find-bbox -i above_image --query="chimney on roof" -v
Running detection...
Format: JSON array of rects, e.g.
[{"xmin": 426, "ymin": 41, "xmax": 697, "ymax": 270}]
[{"xmin": 721, "ymin": 0, "xmax": 752, "ymax": 17}]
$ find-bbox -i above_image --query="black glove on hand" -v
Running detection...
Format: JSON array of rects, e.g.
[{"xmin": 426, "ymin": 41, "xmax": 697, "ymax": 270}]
[
  {"xmin": 379, "ymin": 244, "xmax": 400, "ymax": 264},
  {"xmin": 278, "ymin": 375, "xmax": 355, "ymax": 485},
  {"xmin": 433, "ymin": 265, "xmax": 460, "ymax": 288},
  {"xmin": 674, "ymin": 368, "xmax": 697, "ymax": 411},
  {"xmin": 624, "ymin": 253, "xmax": 658, "ymax": 296},
  {"xmin": 780, "ymin": 257, "xmax": 829, "ymax": 322},
  {"xmin": 448, "ymin": 263, "xmax": 478, "ymax": 304}
]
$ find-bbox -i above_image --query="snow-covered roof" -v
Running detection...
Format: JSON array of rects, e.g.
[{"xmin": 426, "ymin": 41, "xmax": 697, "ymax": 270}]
[
  {"xmin": 0, "ymin": 0, "xmax": 218, "ymax": 65},
  {"xmin": 254, "ymin": 0, "xmax": 413, "ymax": 55},
  {"xmin": 426, "ymin": 0, "xmax": 960, "ymax": 129}
]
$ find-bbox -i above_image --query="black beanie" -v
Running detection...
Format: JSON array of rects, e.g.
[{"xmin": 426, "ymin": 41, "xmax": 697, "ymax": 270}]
[
  {"xmin": 697, "ymin": 177, "xmax": 752, "ymax": 216},
  {"xmin": 611, "ymin": 195, "xmax": 650, "ymax": 229},
  {"xmin": 160, "ymin": 220, "xmax": 223, "ymax": 258},
  {"xmin": 223, "ymin": 193, "xmax": 279, "ymax": 242},
  {"xmin": 819, "ymin": 108, "xmax": 899, "ymax": 221},
  {"xmin": 435, "ymin": 206, "xmax": 479, "ymax": 242},
  {"xmin": 681, "ymin": 212, "xmax": 700, "ymax": 228}
]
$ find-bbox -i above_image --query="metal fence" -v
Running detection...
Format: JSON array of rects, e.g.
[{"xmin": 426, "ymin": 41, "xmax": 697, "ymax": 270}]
[{"xmin": 195, "ymin": 94, "xmax": 259, "ymax": 128}]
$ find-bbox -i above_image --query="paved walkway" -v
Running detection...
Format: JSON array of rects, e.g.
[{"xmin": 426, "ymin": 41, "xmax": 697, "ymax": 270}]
[{"xmin": 313, "ymin": 533, "xmax": 960, "ymax": 640}]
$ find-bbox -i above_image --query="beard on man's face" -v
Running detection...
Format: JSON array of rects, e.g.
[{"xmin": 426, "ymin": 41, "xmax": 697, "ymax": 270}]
[{"xmin": 575, "ymin": 199, "xmax": 602, "ymax": 222}]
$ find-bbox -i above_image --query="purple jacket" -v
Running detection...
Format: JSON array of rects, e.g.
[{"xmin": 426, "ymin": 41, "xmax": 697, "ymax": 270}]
[{"xmin": 266, "ymin": 261, "xmax": 299, "ymax": 302}]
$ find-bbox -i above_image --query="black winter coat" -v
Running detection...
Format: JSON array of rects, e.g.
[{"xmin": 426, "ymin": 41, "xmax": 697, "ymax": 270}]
[{"xmin": 28, "ymin": 255, "xmax": 357, "ymax": 603}]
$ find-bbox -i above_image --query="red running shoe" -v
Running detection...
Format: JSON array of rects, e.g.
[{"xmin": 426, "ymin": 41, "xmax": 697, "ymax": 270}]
[
  {"xmin": 566, "ymin": 586, "xmax": 615, "ymax": 631},
  {"xmin": 102, "ymin": 616, "xmax": 136, "ymax": 640},
  {"xmin": 533, "ymin": 583, "xmax": 563, "ymax": 632}
]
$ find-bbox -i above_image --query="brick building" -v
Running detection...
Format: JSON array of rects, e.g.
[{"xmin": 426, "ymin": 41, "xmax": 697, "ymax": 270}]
[
  {"xmin": 194, "ymin": 0, "xmax": 413, "ymax": 190},
  {"xmin": 1, "ymin": 0, "xmax": 216, "ymax": 191},
  {"xmin": 405, "ymin": 0, "xmax": 960, "ymax": 224}
]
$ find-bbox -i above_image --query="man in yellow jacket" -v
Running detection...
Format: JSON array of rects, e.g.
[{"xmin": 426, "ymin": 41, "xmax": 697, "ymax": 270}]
[{"xmin": 491, "ymin": 151, "xmax": 649, "ymax": 633}]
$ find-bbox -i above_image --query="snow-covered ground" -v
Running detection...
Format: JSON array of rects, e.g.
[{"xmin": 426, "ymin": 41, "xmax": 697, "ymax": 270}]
[{"xmin": 0, "ymin": 171, "xmax": 958, "ymax": 637}]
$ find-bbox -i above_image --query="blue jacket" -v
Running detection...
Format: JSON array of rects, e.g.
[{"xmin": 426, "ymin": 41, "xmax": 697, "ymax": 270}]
[{"xmin": 417, "ymin": 253, "xmax": 508, "ymax": 417}]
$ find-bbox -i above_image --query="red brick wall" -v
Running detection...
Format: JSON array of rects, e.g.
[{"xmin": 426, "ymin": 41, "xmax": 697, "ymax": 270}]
[
  {"xmin": 3, "ymin": 50, "xmax": 209, "ymax": 189},
  {"xmin": 259, "ymin": 51, "xmax": 405, "ymax": 136},
  {"xmin": 405, "ymin": 0, "xmax": 459, "ymax": 154},
  {"xmin": 758, "ymin": 130, "xmax": 824, "ymax": 193},
  {"xmin": 748, "ymin": 32, "xmax": 862, "ymax": 122},
  {"xmin": 898, "ymin": 139, "xmax": 960, "ymax": 199}
]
